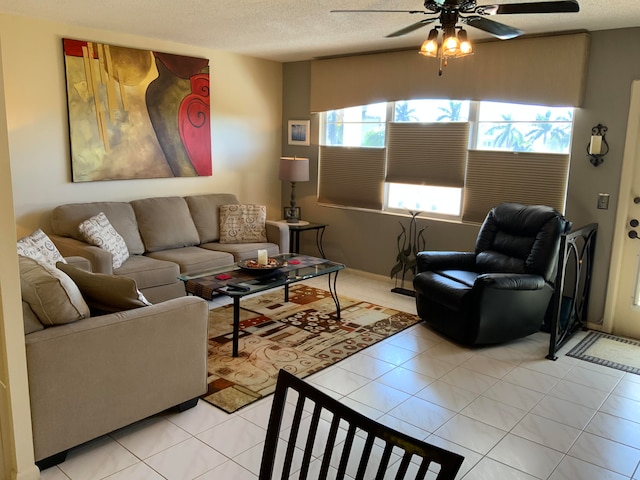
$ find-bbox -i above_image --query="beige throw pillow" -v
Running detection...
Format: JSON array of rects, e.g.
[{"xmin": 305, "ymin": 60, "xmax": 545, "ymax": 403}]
[
  {"xmin": 17, "ymin": 229, "xmax": 66, "ymax": 268},
  {"xmin": 219, "ymin": 204, "xmax": 268, "ymax": 244},
  {"xmin": 19, "ymin": 256, "xmax": 89, "ymax": 326},
  {"xmin": 78, "ymin": 212, "xmax": 130, "ymax": 269},
  {"xmin": 56, "ymin": 262, "xmax": 151, "ymax": 314}
]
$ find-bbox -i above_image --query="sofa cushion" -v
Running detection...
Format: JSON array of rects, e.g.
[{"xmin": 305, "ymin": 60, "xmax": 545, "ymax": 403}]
[
  {"xmin": 131, "ymin": 197, "xmax": 200, "ymax": 252},
  {"xmin": 51, "ymin": 202, "xmax": 145, "ymax": 255},
  {"xmin": 219, "ymin": 204, "xmax": 268, "ymax": 244},
  {"xmin": 200, "ymin": 242, "xmax": 279, "ymax": 262},
  {"xmin": 57, "ymin": 262, "xmax": 151, "ymax": 314},
  {"xmin": 185, "ymin": 193, "xmax": 239, "ymax": 244},
  {"xmin": 23, "ymin": 301, "xmax": 44, "ymax": 335},
  {"xmin": 78, "ymin": 212, "xmax": 130, "ymax": 269},
  {"xmin": 19, "ymin": 256, "xmax": 90, "ymax": 326},
  {"xmin": 113, "ymin": 255, "xmax": 181, "ymax": 290},
  {"xmin": 17, "ymin": 229, "xmax": 67, "ymax": 268},
  {"xmin": 146, "ymin": 247, "xmax": 234, "ymax": 274}
]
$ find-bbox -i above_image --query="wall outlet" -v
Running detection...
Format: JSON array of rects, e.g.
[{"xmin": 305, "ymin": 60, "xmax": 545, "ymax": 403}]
[{"xmin": 597, "ymin": 193, "xmax": 610, "ymax": 210}]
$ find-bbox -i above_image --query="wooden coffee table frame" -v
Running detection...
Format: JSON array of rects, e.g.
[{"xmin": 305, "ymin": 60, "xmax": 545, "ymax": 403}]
[{"xmin": 179, "ymin": 254, "xmax": 345, "ymax": 357}]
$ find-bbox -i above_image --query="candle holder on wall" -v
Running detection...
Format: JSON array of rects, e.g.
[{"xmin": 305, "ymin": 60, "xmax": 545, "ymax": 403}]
[
  {"xmin": 587, "ymin": 124, "xmax": 609, "ymax": 167},
  {"xmin": 390, "ymin": 211, "xmax": 427, "ymax": 297}
]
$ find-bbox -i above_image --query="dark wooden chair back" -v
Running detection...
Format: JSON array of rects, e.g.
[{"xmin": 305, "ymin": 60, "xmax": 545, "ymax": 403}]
[{"xmin": 259, "ymin": 369, "xmax": 464, "ymax": 480}]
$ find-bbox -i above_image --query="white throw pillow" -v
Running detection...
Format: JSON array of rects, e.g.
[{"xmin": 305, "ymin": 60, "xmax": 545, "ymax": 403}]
[
  {"xmin": 78, "ymin": 212, "xmax": 130, "ymax": 269},
  {"xmin": 17, "ymin": 229, "xmax": 66, "ymax": 268},
  {"xmin": 219, "ymin": 204, "xmax": 268, "ymax": 244}
]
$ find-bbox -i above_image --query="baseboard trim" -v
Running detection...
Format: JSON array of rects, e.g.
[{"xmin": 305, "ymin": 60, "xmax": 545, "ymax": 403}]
[{"xmin": 13, "ymin": 464, "xmax": 41, "ymax": 480}]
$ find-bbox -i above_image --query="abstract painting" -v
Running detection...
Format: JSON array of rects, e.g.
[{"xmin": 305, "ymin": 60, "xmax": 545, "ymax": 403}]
[{"xmin": 63, "ymin": 39, "xmax": 211, "ymax": 182}]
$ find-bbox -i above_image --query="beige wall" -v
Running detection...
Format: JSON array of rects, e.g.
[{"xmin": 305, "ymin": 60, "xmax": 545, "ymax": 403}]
[
  {"xmin": 1, "ymin": 15, "xmax": 283, "ymax": 237},
  {"xmin": 0, "ymin": 14, "xmax": 282, "ymax": 478},
  {"xmin": 283, "ymin": 27, "xmax": 640, "ymax": 327}
]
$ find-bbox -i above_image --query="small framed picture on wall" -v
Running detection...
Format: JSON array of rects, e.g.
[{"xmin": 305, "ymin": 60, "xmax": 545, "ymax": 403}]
[{"xmin": 288, "ymin": 120, "xmax": 310, "ymax": 146}]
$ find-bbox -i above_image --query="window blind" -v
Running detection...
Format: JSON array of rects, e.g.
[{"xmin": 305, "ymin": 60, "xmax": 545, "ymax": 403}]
[
  {"xmin": 462, "ymin": 150, "xmax": 569, "ymax": 224},
  {"xmin": 318, "ymin": 146, "xmax": 386, "ymax": 210},
  {"xmin": 386, "ymin": 122, "xmax": 469, "ymax": 187}
]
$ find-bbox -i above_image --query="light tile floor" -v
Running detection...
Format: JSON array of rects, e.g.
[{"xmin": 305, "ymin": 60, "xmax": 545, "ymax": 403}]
[{"xmin": 39, "ymin": 269, "xmax": 640, "ymax": 480}]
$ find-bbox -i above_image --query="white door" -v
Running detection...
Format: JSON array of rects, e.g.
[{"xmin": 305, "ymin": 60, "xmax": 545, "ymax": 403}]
[{"xmin": 605, "ymin": 80, "xmax": 640, "ymax": 340}]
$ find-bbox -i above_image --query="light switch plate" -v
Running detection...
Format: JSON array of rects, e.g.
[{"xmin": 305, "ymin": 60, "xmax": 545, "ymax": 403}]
[{"xmin": 597, "ymin": 193, "xmax": 610, "ymax": 210}]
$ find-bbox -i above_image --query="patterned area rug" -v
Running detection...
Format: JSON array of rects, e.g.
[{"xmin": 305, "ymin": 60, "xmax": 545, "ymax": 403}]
[
  {"xmin": 566, "ymin": 331, "xmax": 640, "ymax": 375},
  {"xmin": 203, "ymin": 284, "xmax": 421, "ymax": 413}
]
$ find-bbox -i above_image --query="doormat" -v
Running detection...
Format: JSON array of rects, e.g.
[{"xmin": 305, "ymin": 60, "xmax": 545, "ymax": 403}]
[
  {"xmin": 566, "ymin": 331, "xmax": 640, "ymax": 375},
  {"xmin": 203, "ymin": 284, "xmax": 421, "ymax": 413}
]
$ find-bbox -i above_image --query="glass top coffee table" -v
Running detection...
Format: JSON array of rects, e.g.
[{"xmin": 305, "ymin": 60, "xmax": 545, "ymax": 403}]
[{"xmin": 179, "ymin": 254, "xmax": 345, "ymax": 357}]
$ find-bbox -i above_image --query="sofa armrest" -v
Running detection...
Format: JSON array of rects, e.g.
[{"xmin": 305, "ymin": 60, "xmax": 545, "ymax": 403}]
[
  {"xmin": 64, "ymin": 256, "xmax": 92, "ymax": 271},
  {"xmin": 416, "ymin": 251, "xmax": 476, "ymax": 273},
  {"xmin": 266, "ymin": 220, "xmax": 290, "ymax": 253},
  {"xmin": 50, "ymin": 234, "xmax": 114, "ymax": 274},
  {"xmin": 26, "ymin": 295, "xmax": 208, "ymax": 460}
]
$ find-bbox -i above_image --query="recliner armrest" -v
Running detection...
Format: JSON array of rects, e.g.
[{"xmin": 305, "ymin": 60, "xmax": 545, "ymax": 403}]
[
  {"xmin": 416, "ymin": 251, "xmax": 476, "ymax": 273},
  {"xmin": 476, "ymin": 273, "xmax": 546, "ymax": 290}
]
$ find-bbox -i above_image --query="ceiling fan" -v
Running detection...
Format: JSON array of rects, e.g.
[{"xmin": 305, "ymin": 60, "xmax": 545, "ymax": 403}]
[
  {"xmin": 331, "ymin": 1, "xmax": 579, "ymax": 74},
  {"xmin": 331, "ymin": 0, "xmax": 580, "ymax": 40}
]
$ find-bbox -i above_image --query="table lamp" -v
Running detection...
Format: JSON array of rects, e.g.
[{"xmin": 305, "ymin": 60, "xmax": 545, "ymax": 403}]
[{"xmin": 279, "ymin": 156, "xmax": 309, "ymax": 223}]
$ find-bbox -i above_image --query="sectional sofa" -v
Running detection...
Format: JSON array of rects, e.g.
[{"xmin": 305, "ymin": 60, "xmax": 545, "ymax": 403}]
[
  {"xmin": 20, "ymin": 255, "xmax": 209, "ymax": 468},
  {"xmin": 49, "ymin": 193, "xmax": 289, "ymax": 303}
]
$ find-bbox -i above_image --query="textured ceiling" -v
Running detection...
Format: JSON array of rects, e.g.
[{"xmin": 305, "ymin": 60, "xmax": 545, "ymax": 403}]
[{"xmin": 0, "ymin": 0, "xmax": 639, "ymax": 62}]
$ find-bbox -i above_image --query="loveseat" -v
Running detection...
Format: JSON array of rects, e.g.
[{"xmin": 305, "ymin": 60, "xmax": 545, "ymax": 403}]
[
  {"xmin": 49, "ymin": 193, "xmax": 289, "ymax": 303},
  {"xmin": 20, "ymin": 255, "xmax": 209, "ymax": 468}
]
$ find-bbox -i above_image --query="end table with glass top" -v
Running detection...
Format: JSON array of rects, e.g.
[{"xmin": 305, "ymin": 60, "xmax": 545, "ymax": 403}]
[
  {"xmin": 178, "ymin": 254, "xmax": 345, "ymax": 357},
  {"xmin": 278, "ymin": 220, "xmax": 328, "ymax": 258}
]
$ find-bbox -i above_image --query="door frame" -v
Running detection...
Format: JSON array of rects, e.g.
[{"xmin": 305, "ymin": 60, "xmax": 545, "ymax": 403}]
[{"xmin": 602, "ymin": 79, "xmax": 640, "ymax": 333}]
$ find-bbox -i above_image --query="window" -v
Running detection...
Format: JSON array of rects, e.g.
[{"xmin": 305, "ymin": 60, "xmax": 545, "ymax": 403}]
[
  {"xmin": 323, "ymin": 103, "xmax": 387, "ymax": 147},
  {"xmin": 387, "ymin": 184, "xmax": 462, "ymax": 216},
  {"xmin": 476, "ymin": 101, "xmax": 573, "ymax": 153},
  {"xmin": 319, "ymin": 99, "xmax": 574, "ymax": 222},
  {"xmin": 394, "ymin": 100, "xmax": 470, "ymax": 123}
]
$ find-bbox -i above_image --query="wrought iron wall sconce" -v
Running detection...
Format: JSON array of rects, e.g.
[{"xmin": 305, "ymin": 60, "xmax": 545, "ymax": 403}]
[{"xmin": 587, "ymin": 124, "xmax": 609, "ymax": 167}]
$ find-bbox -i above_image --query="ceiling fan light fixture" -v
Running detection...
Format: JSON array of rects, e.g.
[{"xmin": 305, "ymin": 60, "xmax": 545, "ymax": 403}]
[
  {"xmin": 458, "ymin": 29, "xmax": 473, "ymax": 56},
  {"xmin": 419, "ymin": 28, "xmax": 439, "ymax": 57},
  {"xmin": 443, "ymin": 28, "xmax": 460, "ymax": 56}
]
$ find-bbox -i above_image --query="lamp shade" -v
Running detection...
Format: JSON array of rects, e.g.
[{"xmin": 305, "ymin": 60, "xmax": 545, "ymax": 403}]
[{"xmin": 279, "ymin": 157, "xmax": 309, "ymax": 182}]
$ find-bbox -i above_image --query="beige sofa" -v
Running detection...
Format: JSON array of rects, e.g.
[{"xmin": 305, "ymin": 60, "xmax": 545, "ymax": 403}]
[
  {"xmin": 20, "ymin": 256, "xmax": 209, "ymax": 469},
  {"xmin": 49, "ymin": 193, "xmax": 289, "ymax": 303}
]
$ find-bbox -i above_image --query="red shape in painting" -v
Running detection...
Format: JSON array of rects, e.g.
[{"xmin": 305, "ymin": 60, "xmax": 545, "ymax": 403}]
[{"xmin": 178, "ymin": 73, "xmax": 212, "ymax": 176}]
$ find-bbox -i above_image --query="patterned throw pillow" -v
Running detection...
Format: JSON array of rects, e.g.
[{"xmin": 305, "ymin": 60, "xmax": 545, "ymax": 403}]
[
  {"xmin": 78, "ymin": 212, "xmax": 130, "ymax": 269},
  {"xmin": 17, "ymin": 229, "xmax": 66, "ymax": 268},
  {"xmin": 219, "ymin": 204, "xmax": 268, "ymax": 244}
]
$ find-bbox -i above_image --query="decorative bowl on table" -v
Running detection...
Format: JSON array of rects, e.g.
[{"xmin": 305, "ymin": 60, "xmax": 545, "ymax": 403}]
[{"xmin": 237, "ymin": 257, "xmax": 285, "ymax": 271}]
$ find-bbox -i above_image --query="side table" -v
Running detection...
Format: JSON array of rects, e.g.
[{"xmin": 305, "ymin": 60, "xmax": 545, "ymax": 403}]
[{"xmin": 280, "ymin": 221, "xmax": 328, "ymax": 258}]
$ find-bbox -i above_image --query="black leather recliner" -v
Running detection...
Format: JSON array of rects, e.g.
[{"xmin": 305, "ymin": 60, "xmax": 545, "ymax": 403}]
[{"xmin": 413, "ymin": 203, "xmax": 571, "ymax": 346}]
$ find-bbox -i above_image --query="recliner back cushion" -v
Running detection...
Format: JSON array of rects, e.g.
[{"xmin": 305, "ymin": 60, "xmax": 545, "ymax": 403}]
[
  {"xmin": 185, "ymin": 193, "xmax": 239, "ymax": 244},
  {"xmin": 51, "ymin": 202, "xmax": 145, "ymax": 255},
  {"xmin": 131, "ymin": 197, "xmax": 200, "ymax": 252},
  {"xmin": 475, "ymin": 203, "xmax": 567, "ymax": 280}
]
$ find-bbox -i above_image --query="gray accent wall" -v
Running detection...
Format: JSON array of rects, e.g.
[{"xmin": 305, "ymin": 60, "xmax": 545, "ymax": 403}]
[{"xmin": 282, "ymin": 27, "xmax": 640, "ymax": 325}]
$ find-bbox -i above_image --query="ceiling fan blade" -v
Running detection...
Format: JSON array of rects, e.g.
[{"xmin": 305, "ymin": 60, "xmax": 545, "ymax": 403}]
[
  {"xmin": 476, "ymin": 1, "xmax": 579, "ymax": 15},
  {"xmin": 463, "ymin": 16, "xmax": 523, "ymax": 39},
  {"xmin": 330, "ymin": 9, "xmax": 426, "ymax": 14},
  {"xmin": 386, "ymin": 18, "xmax": 438, "ymax": 38}
]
